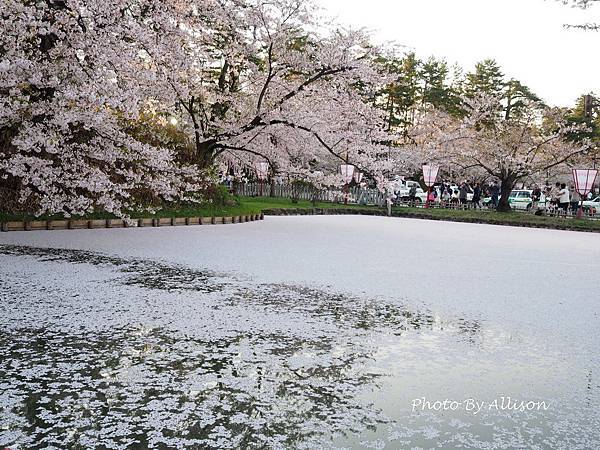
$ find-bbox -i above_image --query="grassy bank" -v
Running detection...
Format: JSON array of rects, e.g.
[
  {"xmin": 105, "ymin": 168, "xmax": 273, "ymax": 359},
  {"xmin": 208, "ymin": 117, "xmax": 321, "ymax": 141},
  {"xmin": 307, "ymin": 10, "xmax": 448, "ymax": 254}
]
[
  {"xmin": 0, "ymin": 196, "xmax": 376, "ymax": 222},
  {"xmin": 238, "ymin": 196, "xmax": 381, "ymax": 211},
  {"xmin": 0, "ymin": 201, "xmax": 263, "ymax": 222},
  {"xmin": 241, "ymin": 197, "xmax": 600, "ymax": 232},
  {"xmin": 2, "ymin": 196, "xmax": 599, "ymax": 233},
  {"xmin": 387, "ymin": 206, "xmax": 600, "ymax": 232}
]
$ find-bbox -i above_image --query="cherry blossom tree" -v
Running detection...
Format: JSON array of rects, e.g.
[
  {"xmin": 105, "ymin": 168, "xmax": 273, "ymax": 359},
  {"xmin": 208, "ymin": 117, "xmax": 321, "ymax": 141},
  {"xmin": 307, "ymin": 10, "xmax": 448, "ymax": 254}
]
[
  {"xmin": 1, "ymin": 0, "xmax": 399, "ymax": 216},
  {"xmin": 402, "ymin": 94, "xmax": 594, "ymax": 211},
  {"xmin": 138, "ymin": 0, "xmax": 396, "ymax": 187},
  {"xmin": 0, "ymin": 0, "xmax": 209, "ymax": 217},
  {"xmin": 558, "ymin": 0, "xmax": 599, "ymax": 30},
  {"xmin": 447, "ymin": 95, "xmax": 592, "ymax": 212}
]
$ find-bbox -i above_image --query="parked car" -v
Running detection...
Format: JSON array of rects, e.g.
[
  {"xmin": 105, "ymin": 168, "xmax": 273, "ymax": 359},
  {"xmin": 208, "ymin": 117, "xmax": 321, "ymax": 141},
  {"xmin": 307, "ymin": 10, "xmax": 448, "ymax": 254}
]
[
  {"xmin": 509, "ymin": 190, "xmax": 534, "ymax": 210},
  {"xmin": 394, "ymin": 180, "xmax": 428, "ymax": 203},
  {"xmin": 582, "ymin": 196, "xmax": 600, "ymax": 215},
  {"xmin": 484, "ymin": 190, "xmax": 547, "ymax": 210}
]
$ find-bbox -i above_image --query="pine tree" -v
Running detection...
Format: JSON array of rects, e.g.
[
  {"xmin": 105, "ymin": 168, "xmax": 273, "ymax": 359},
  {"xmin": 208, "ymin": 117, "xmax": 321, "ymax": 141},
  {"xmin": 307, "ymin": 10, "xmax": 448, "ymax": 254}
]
[
  {"xmin": 420, "ymin": 57, "xmax": 462, "ymax": 116},
  {"xmin": 566, "ymin": 93, "xmax": 600, "ymax": 145},
  {"xmin": 504, "ymin": 79, "xmax": 542, "ymax": 120},
  {"xmin": 463, "ymin": 59, "xmax": 505, "ymax": 99}
]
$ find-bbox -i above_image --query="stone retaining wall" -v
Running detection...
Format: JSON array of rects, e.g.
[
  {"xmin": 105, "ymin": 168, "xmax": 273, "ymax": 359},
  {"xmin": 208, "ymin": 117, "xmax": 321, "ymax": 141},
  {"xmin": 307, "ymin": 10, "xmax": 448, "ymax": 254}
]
[
  {"xmin": 0, "ymin": 214, "xmax": 264, "ymax": 232},
  {"xmin": 4, "ymin": 207, "xmax": 596, "ymax": 233}
]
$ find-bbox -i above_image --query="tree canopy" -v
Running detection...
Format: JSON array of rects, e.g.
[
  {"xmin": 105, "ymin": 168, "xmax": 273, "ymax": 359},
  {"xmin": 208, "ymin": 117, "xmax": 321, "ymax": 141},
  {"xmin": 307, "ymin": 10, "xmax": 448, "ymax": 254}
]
[{"xmin": 0, "ymin": 0, "xmax": 596, "ymax": 216}]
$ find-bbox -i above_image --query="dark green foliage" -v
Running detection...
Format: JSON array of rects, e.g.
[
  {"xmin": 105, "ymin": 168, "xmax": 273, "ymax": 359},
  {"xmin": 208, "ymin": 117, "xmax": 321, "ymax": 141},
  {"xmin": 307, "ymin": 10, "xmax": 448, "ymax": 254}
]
[
  {"xmin": 504, "ymin": 79, "xmax": 543, "ymax": 120},
  {"xmin": 376, "ymin": 53, "xmax": 463, "ymax": 135},
  {"xmin": 420, "ymin": 57, "xmax": 463, "ymax": 117},
  {"xmin": 463, "ymin": 59, "xmax": 505, "ymax": 99},
  {"xmin": 375, "ymin": 54, "xmax": 545, "ymax": 135},
  {"xmin": 565, "ymin": 93, "xmax": 600, "ymax": 165},
  {"xmin": 202, "ymin": 184, "xmax": 238, "ymax": 206}
]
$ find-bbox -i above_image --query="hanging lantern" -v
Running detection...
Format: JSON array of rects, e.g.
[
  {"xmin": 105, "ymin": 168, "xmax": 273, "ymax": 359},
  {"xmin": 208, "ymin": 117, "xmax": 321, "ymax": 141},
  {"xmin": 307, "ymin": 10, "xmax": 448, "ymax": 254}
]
[
  {"xmin": 353, "ymin": 170, "xmax": 364, "ymax": 184},
  {"xmin": 339, "ymin": 164, "xmax": 355, "ymax": 184},
  {"xmin": 572, "ymin": 169, "xmax": 598, "ymax": 196},
  {"xmin": 422, "ymin": 165, "xmax": 439, "ymax": 187},
  {"xmin": 255, "ymin": 162, "xmax": 269, "ymax": 180}
]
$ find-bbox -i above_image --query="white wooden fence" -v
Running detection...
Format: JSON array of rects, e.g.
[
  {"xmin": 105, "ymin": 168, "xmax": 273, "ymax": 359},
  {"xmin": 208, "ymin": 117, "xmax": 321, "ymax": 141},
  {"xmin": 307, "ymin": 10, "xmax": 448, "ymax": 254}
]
[
  {"xmin": 234, "ymin": 182, "xmax": 388, "ymax": 206},
  {"xmin": 233, "ymin": 182, "xmax": 599, "ymax": 219}
]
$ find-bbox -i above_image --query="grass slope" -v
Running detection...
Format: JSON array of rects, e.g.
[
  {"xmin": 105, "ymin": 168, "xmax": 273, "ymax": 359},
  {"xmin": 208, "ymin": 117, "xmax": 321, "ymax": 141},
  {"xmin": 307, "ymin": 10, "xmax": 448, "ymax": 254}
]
[
  {"xmin": 1, "ymin": 196, "xmax": 599, "ymax": 232},
  {"xmin": 243, "ymin": 197, "xmax": 600, "ymax": 232}
]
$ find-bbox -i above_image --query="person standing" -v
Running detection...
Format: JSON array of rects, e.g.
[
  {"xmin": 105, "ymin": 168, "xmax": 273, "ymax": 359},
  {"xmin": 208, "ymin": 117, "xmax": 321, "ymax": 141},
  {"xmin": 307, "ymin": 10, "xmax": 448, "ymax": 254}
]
[
  {"xmin": 451, "ymin": 189, "xmax": 459, "ymax": 205},
  {"xmin": 490, "ymin": 181, "xmax": 500, "ymax": 208},
  {"xmin": 427, "ymin": 188, "xmax": 436, "ymax": 205},
  {"xmin": 408, "ymin": 183, "xmax": 417, "ymax": 205},
  {"xmin": 570, "ymin": 187, "xmax": 581, "ymax": 215},
  {"xmin": 459, "ymin": 182, "xmax": 471, "ymax": 206},
  {"xmin": 551, "ymin": 182, "xmax": 561, "ymax": 210},
  {"xmin": 472, "ymin": 183, "xmax": 482, "ymax": 209},
  {"xmin": 531, "ymin": 185, "xmax": 542, "ymax": 212},
  {"xmin": 442, "ymin": 185, "xmax": 451, "ymax": 204},
  {"xmin": 558, "ymin": 183, "xmax": 570, "ymax": 213},
  {"xmin": 225, "ymin": 174, "xmax": 234, "ymax": 192},
  {"xmin": 543, "ymin": 185, "xmax": 551, "ymax": 208}
]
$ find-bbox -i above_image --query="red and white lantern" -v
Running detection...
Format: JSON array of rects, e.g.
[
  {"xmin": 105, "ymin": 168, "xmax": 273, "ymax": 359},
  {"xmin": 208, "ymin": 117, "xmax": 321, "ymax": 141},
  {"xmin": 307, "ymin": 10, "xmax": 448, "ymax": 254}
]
[
  {"xmin": 572, "ymin": 168, "xmax": 598, "ymax": 196},
  {"xmin": 572, "ymin": 168, "xmax": 598, "ymax": 218},
  {"xmin": 422, "ymin": 165, "xmax": 439, "ymax": 187},
  {"xmin": 353, "ymin": 171, "xmax": 363, "ymax": 184},
  {"xmin": 255, "ymin": 162, "xmax": 269, "ymax": 180},
  {"xmin": 339, "ymin": 164, "xmax": 355, "ymax": 184}
]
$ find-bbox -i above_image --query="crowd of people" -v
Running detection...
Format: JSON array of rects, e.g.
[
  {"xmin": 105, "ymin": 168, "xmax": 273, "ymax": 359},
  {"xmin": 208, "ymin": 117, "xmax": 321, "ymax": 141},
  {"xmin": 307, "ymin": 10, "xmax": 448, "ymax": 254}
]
[
  {"xmin": 226, "ymin": 173, "xmax": 597, "ymax": 215},
  {"xmin": 421, "ymin": 180, "xmax": 597, "ymax": 213},
  {"xmin": 411, "ymin": 181, "xmax": 491, "ymax": 208},
  {"xmin": 542, "ymin": 182, "xmax": 588, "ymax": 213},
  {"xmin": 435, "ymin": 182, "xmax": 487, "ymax": 207}
]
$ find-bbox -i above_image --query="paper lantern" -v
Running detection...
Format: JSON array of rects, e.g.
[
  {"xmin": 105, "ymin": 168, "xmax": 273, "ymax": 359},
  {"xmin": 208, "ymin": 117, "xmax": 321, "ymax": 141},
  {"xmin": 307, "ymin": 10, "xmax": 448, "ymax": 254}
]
[
  {"xmin": 422, "ymin": 165, "xmax": 439, "ymax": 187},
  {"xmin": 255, "ymin": 162, "xmax": 269, "ymax": 180},
  {"xmin": 339, "ymin": 164, "xmax": 355, "ymax": 184},
  {"xmin": 572, "ymin": 169, "xmax": 598, "ymax": 196}
]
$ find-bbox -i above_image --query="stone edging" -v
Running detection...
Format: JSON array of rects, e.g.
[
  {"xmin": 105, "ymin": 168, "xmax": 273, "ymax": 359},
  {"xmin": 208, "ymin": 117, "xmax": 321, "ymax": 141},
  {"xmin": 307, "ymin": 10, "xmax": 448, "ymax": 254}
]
[
  {"xmin": 0, "ymin": 214, "xmax": 264, "ymax": 232},
  {"xmin": 261, "ymin": 208, "xmax": 600, "ymax": 233}
]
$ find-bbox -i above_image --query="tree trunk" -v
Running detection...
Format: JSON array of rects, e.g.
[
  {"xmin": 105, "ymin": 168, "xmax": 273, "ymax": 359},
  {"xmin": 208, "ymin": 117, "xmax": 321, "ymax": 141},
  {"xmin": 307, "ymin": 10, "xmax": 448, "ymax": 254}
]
[
  {"xmin": 269, "ymin": 165, "xmax": 278, "ymax": 197},
  {"xmin": 196, "ymin": 140, "xmax": 217, "ymax": 168},
  {"xmin": 497, "ymin": 177, "xmax": 516, "ymax": 212}
]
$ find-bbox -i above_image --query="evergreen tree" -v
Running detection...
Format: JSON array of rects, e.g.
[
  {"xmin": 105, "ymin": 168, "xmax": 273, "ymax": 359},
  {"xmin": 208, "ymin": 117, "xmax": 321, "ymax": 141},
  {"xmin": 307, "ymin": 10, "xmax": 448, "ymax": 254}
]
[
  {"xmin": 566, "ymin": 93, "xmax": 600, "ymax": 145},
  {"xmin": 420, "ymin": 57, "xmax": 462, "ymax": 116},
  {"xmin": 377, "ymin": 53, "xmax": 463, "ymax": 135},
  {"xmin": 504, "ymin": 79, "xmax": 543, "ymax": 120},
  {"xmin": 463, "ymin": 60, "xmax": 542, "ymax": 121},
  {"xmin": 463, "ymin": 59, "xmax": 505, "ymax": 99},
  {"xmin": 376, "ymin": 53, "xmax": 421, "ymax": 134}
]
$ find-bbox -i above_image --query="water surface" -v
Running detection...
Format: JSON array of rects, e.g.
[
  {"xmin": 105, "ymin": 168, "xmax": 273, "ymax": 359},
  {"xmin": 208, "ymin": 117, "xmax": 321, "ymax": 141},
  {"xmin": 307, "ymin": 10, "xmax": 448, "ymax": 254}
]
[{"xmin": 1, "ymin": 219, "xmax": 599, "ymax": 449}]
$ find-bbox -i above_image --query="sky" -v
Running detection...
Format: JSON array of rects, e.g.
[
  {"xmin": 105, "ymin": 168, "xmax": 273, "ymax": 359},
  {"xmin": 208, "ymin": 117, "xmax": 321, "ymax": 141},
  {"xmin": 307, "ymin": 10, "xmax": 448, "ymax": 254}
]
[{"xmin": 319, "ymin": 0, "xmax": 600, "ymax": 107}]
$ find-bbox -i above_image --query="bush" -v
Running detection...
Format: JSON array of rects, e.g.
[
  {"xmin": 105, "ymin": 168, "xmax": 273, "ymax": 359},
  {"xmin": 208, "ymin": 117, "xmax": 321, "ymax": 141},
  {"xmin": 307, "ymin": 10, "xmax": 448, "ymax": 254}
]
[
  {"xmin": 203, "ymin": 184, "xmax": 238, "ymax": 206},
  {"xmin": 290, "ymin": 179, "xmax": 316, "ymax": 204}
]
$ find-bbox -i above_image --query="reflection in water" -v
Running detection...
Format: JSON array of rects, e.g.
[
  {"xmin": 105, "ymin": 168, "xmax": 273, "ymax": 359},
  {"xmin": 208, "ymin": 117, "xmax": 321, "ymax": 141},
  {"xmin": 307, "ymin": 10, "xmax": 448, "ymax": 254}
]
[
  {"xmin": 1, "ymin": 327, "xmax": 381, "ymax": 449},
  {"xmin": 0, "ymin": 245, "xmax": 598, "ymax": 449}
]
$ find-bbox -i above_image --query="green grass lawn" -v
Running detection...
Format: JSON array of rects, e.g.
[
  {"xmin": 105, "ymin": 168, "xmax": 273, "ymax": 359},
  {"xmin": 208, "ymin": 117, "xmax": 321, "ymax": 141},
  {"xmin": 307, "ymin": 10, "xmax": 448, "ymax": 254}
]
[
  {"xmin": 0, "ymin": 200, "xmax": 263, "ymax": 222},
  {"xmin": 0, "ymin": 196, "xmax": 377, "ymax": 222},
  {"xmin": 388, "ymin": 206, "xmax": 600, "ymax": 231},
  {"xmin": 239, "ymin": 196, "xmax": 381, "ymax": 211},
  {"xmin": 242, "ymin": 197, "xmax": 600, "ymax": 232},
  {"xmin": 2, "ymin": 196, "xmax": 599, "ymax": 232}
]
